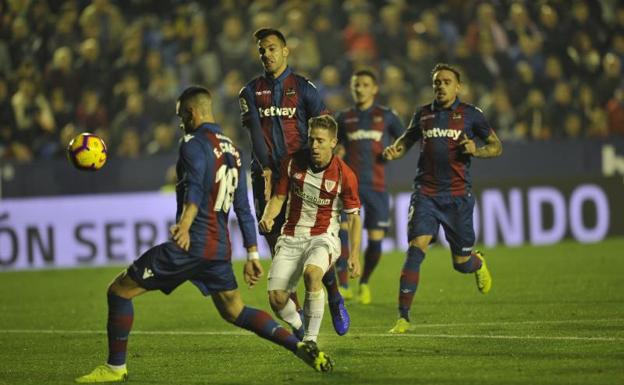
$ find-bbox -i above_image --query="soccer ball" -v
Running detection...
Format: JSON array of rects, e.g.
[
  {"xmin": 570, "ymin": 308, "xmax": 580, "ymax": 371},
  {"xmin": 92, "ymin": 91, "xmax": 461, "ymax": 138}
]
[{"xmin": 66, "ymin": 132, "xmax": 108, "ymax": 171}]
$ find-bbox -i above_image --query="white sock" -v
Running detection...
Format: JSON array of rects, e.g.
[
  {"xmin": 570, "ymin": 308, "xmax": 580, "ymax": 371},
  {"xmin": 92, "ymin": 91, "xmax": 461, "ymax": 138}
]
[
  {"xmin": 303, "ymin": 289, "xmax": 325, "ymax": 342},
  {"xmin": 106, "ymin": 363, "xmax": 126, "ymax": 371},
  {"xmin": 277, "ymin": 298, "xmax": 303, "ymax": 330}
]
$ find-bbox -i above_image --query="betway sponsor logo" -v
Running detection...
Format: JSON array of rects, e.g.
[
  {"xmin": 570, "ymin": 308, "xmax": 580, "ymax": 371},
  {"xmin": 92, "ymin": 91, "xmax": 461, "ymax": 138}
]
[
  {"xmin": 258, "ymin": 106, "xmax": 297, "ymax": 118},
  {"xmin": 292, "ymin": 185, "xmax": 330, "ymax": 205},
  {"xmin": 346, "ymin": 130, "xmax": 383, "ymax": 142},
  {"xmin": 423, "ymin": 127, "xmax": 462, "ymax": 140}
]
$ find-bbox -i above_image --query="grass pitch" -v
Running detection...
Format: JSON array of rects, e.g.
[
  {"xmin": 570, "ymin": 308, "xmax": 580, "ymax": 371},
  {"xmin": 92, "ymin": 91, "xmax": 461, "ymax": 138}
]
[{"xmin": 1, "ymin": 239, "xmax": 623, "ymax": 385}]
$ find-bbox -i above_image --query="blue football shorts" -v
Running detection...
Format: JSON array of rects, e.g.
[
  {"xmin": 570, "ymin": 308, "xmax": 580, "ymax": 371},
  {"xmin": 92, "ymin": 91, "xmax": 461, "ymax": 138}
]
[
  {"xmin": 407, "ymin": 191, "xmax": 476, "ymax": 256},
  {"xmin": 127, "ymin": 241, "xmax": 238, "ymax": 296},
  {"xmin": 359, "ymin": 188, "xmax": 390, "ymax": 230}
]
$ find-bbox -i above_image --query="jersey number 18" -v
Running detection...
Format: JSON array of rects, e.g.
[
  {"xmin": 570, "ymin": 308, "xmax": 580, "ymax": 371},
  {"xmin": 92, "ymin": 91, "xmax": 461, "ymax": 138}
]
[{"xmin": 214, "ymin": 165, "xmax": 238, "ymax": 212}]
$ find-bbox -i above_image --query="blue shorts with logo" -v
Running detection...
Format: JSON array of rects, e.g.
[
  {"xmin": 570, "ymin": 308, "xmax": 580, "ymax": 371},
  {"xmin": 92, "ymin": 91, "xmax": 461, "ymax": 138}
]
[
  {"xmin": 127, "ymin": 241, "xmax": 238, "ymax": 296},
  {"xmin": 407, "ymin": 191, "xmax": 476, "ymax": 256},
  {"xmin": 359, "ymin": 188, "xmax": 390, "ymax": 230}
]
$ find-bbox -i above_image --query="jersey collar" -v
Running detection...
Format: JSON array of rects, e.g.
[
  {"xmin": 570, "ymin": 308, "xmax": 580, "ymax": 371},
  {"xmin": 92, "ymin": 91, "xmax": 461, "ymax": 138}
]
[
  {"xmin": 197, "ymin": 122, "xmax": 222, "ymax": 134},
  {"xmin": 432, "ymin": 97, "xmax": 461, "ymax": 111},
  {"xmin": 265, "ymin": 66, "xmax": 292, "ymax": 83}
]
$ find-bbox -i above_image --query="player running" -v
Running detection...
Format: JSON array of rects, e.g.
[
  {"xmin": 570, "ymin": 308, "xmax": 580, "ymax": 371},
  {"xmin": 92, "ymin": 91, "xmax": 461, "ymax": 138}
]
[
  {"xmin": 259, "ymin": 115, "xmax": 361, "ymax": 353},
  {"xmin": 335, "ymin": 69, "xmax": 404, "ymax": 304},
  {"xmin": 383, "ymin": 63, "xmax": 502, "ymax": 333}
]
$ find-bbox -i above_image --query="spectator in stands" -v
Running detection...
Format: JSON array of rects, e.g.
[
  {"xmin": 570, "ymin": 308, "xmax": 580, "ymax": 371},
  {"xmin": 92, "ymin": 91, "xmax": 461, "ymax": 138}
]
[
  {"xmin": 75, "ymin": 88, "xmax": 108, "ymax": 133},
  {"xmin": 44, "ymin": 46, "xmax": 79, "ymax": 104},
  {"xmin": 217, "ymin": 15, "xmax": 249, "ymax": 74},
  {"xmin": 75, "ymin": 38, "xmax": 109, "ymax": 96},
  {"xmin": 11, "ymin": 77, "xmax": 55, "ymax": 152},
  {"xmin": 607, "ymin": 87, "xmax": 624, "ymax": 135},
  {"xmin": 111, "ymin": 92, "xmax": 151, "ymax": 147},
  {"xmin": 545, "ymin": 82, "xmax": 578, "ymax": 139},
  {"xmin": 146, "ymin": 122, "xmax": 177, "ymax": 156}
]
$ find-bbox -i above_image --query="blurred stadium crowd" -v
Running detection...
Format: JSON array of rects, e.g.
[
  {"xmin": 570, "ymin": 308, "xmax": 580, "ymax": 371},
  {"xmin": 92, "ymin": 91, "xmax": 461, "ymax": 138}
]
[{"xmin": 0, "ymin": 0, "xmax": 623, "ymax": 163}]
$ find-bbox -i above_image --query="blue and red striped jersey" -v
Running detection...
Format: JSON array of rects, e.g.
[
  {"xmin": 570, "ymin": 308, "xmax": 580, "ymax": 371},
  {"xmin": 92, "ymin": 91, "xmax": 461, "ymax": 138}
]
[
  {"xmin": 176, "ymin": 123, "xmax": 257, "ymax": 261},
  {"xmin": 404, "ymin": 98, "xmax": 494, "ymax": 197},
  {"xmin": 336, "ymin": 104, "xmax": 404, "ymax": 191},
  {"xmin": 239, "ymin": 66, "xmax": 328, "ymax": 177}
]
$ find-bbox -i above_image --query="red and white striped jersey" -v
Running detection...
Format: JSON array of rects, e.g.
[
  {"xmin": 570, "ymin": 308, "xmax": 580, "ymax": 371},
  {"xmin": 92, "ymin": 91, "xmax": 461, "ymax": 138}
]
[{"xmin": 275, "ymin": 149, "xmax": 360, "ymax": 237}]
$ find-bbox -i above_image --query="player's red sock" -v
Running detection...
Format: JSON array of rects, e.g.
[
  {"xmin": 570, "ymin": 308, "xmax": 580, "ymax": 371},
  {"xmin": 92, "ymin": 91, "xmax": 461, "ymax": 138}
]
[
  {"xmin": 234, "ymin": 306, "xmax": 299, "ymax": 352},
  {"xmin": 106, "ymin": 293, "xmax": 134, "ymax": 366},
  {"xmin": 398, "ymin": 246, "xmax": 425, "ymax": 321},
  {"xmin": 360, "ymin": 239, "xmax": 382, "ymax": 284}
]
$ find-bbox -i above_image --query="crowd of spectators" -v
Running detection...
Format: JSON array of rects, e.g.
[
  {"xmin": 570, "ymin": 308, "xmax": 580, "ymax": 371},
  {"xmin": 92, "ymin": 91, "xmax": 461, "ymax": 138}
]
[{"xmin": 0, "ymin": 0, "xmax": 623, "ymax": 163}]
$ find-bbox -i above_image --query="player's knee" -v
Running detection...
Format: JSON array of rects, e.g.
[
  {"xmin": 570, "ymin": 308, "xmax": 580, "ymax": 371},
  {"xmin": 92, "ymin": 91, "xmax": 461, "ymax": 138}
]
[
  {"xmin": 107, "ymin": 272, "xmax": 134, "ymax": 299},
  {"xmin": 214, "ymin": 290, "xmax": 244, "ymax": 323},
  {"xmin": 368, "ymin": 229, "xmax": 385, "ymax": 241},
  {"xmin": 268, "ymin": 290, "xmax": 289, "ymax": 312},
  {"xmin": 303, "ymin": 266, "xmax": 324, "ymax": 291},
  {"xmin": 408, "ymin": 240, "xmax": 428, "ymax": 254}
]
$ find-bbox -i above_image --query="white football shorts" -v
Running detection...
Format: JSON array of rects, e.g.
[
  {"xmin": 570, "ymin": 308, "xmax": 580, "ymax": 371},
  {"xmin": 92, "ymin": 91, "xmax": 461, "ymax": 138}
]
[{"xmin": 267, "ymin": 233, "xmax": 340, "ymax": 292}]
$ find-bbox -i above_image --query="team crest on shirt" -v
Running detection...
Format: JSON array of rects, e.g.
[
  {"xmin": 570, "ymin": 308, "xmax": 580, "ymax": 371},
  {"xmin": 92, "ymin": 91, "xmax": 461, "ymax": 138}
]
[
  {"xmin": 373, "ymin": 116, "xmax": 383, "ymax": 123},
  {"xmin": 452, "ymin": 112, "xmax": 462, "ymax": 120},
  {"xmin": 324, "ymin": 179, "xmax": 336, "ymax": 191},
  {"xmin": 286, "ymin": 88, "xmax": 296, "ymax": 96}
]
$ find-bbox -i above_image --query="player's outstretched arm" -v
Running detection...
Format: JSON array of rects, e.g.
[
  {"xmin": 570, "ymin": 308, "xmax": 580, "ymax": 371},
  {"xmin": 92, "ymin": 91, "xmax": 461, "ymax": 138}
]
[
  {"xmin": 345, "ymin": 212, "xmax": 362, "ymax": 278},
  {"xmin": 258, "ymin": 194, "xmax": 286, "ymax": 234},
  {"xmin": 243, "ymin": 246, "xmax": 264, "ymax": 288}
]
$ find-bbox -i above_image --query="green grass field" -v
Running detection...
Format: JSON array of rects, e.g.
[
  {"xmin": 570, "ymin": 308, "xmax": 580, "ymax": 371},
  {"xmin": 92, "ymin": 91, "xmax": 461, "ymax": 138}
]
[{"xmin": 1, "ymin": 239, "xmax": 623, "ymax": 385}]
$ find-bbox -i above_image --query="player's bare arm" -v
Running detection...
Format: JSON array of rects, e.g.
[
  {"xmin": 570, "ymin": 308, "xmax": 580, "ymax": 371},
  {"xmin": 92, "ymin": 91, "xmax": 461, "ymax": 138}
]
[
  {"xmin": 460, "ymin": 132, "xmax": 503, "ymax": 158},
  {"xmin": 345, "ymin": 212, "xmax": 362, "ymax": 278},
  {"xmin": 243, "ymin": 245, "xmax": 264, "ymax": 288},
  {"xmin": 258, "ymin": 194, "xmax": 286, "ymax": 233},
  {"xmin": 170, "ymin": 202, "xmax": 198, "ymax": 251},
  {"xmin": 262, "ymin": 167, "xmax": 272, "ymax": 202}
]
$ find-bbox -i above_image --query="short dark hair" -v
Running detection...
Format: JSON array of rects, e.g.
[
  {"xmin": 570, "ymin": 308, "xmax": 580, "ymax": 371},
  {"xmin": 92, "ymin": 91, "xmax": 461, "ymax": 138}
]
[
  {"xmin": 431, "ymin": 63, "xmax": 461, "ymax": 83},
  {"xmin": 177, "ymin": 86, "xmax": 212, "ymax": 113},
  {"xmin": 353, "ymin": 69, "xmax": 378, "ymax": 84},
  {"xmin": 308, "ymin": 114, "xmax": 337, "ymax": 137},
  {"xmin": 253, "ymin": 28, "xmax": 287, "ymax": 45}
]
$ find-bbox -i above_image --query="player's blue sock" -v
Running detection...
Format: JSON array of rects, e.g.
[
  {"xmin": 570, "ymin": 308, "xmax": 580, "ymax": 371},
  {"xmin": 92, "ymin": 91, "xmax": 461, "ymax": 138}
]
[
  {"xmin": 453, "ymin": 252, "xmax": 483, "ymax": 273},
  {"xmin": 398, "ymin": 246, "xmax": 425, "ymax": 322},
  {"xmin": 234, "ymin": 306, "xmax": 299, "ymax": 352},
  {"xmin": 336, "ymin": 229, "xmax": 349, "ymax": 287},
  {"xmin": 322, "ymin": 266, "xmax": 341, "ymax": 305},
  {"xmin": 360, "ymin": 239, "xmax": 382, "ymax": 284},
  {"xmin": 106, "ymin": 292, "xmax": 134, "ymax": 366}
]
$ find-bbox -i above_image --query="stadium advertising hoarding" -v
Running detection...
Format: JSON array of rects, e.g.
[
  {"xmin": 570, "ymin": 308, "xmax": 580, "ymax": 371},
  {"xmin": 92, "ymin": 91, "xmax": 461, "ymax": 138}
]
[{"xmin": 0, "ymin": 178, "xmax": 621, "ymax": 271}]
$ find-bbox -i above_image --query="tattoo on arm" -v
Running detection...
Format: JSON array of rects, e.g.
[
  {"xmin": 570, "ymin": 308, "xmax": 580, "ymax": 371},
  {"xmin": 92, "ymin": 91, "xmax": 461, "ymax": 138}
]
[{"xmin": 474, "ymin": 133, "xmax": 503, "ymax": 158}]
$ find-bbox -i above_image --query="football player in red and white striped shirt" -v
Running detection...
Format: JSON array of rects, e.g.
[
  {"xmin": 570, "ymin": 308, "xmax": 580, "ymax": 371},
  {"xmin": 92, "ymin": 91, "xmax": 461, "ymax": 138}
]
[{"xmin": 259, "ymin": 115, "xmax": 362, "ymax": 354}]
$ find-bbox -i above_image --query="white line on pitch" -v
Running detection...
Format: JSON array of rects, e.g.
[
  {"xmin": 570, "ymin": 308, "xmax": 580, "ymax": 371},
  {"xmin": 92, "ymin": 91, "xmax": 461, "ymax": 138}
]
[
  {"xmin": 356, "ymin": 318, "xmax": 624, "ymax": 329},
  {"xmin": 0, "ymin": 329, "xmax": 620, "ymax": 342}
]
